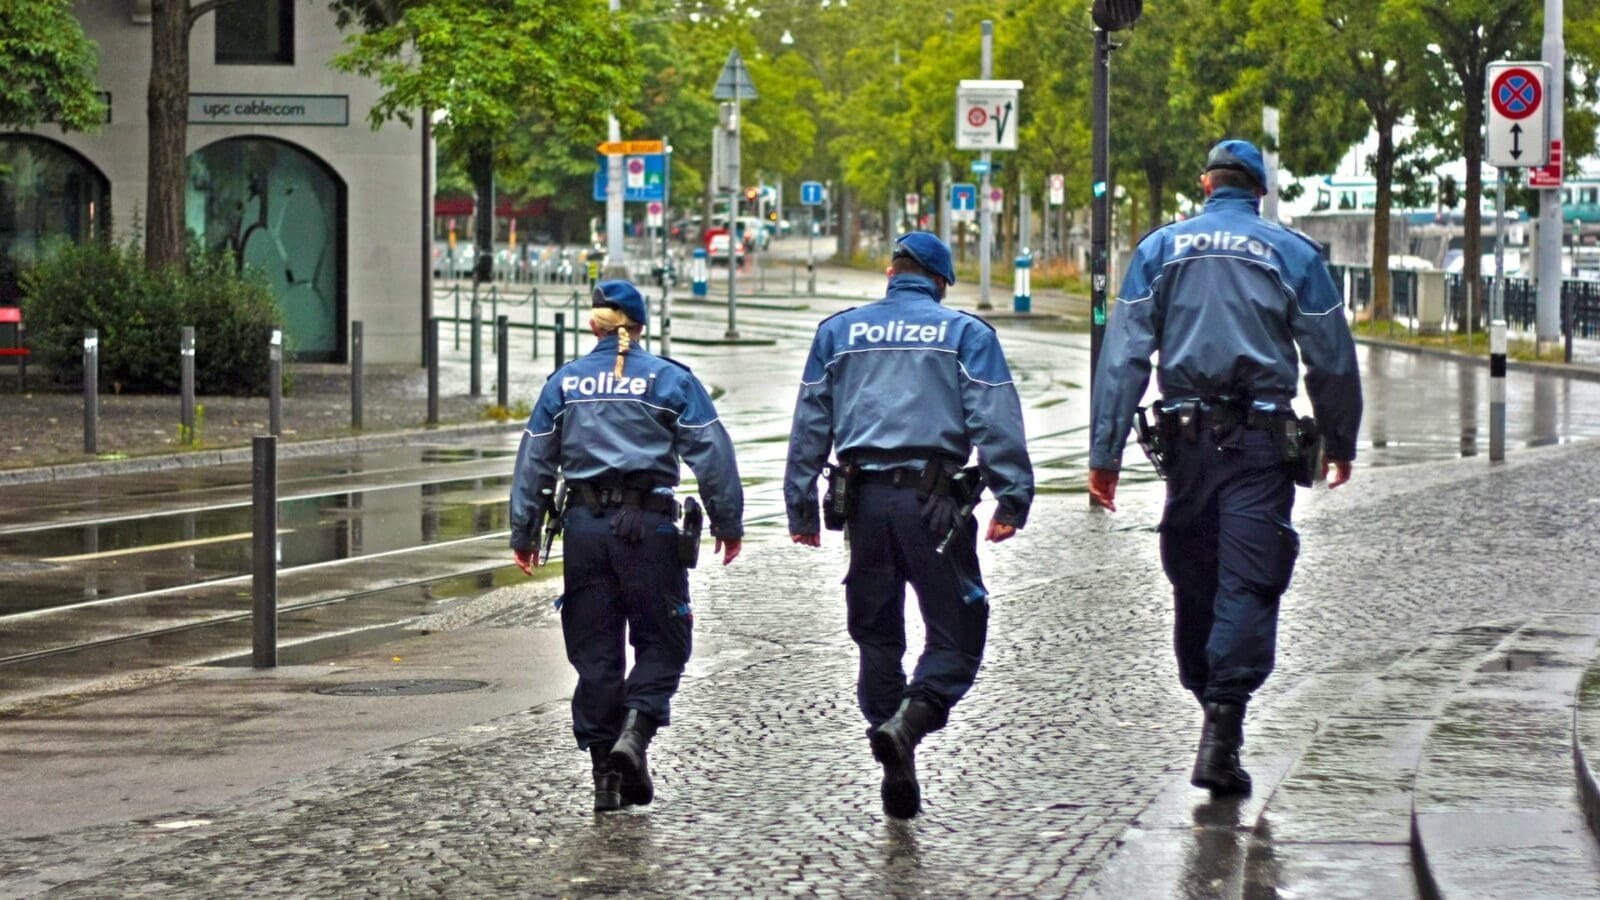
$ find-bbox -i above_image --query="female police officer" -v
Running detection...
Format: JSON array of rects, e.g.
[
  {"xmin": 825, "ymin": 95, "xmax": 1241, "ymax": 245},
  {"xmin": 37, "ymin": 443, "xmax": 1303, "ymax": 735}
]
[{"xmin": 510, "ymin": 279, "xmax": 744, "ymax": 812}]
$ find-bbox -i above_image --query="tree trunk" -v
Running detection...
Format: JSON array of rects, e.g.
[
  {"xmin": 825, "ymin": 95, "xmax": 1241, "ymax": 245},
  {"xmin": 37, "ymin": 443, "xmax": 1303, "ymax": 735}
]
[
  {"xmin": 1461, "ymin": 79, "xmax": 1486, "ymax": 332},
  {"xmin": 1145, "ymin": 164, "xmax": 1165, "ymax": 239},
  {"xmin": 1371, "ymin": 123, "xmax": 1396, "ymax": 322},
  {"xmin": 469, "ymin": 143, "xmax": 494, "ymax": 285},
  {"xmin": 146, "ymin": 0, "xmax": 189, "ymax": 270},
  {"xmin": 836, "ymin": 188, "xmax": 857, "ymax": 261}
]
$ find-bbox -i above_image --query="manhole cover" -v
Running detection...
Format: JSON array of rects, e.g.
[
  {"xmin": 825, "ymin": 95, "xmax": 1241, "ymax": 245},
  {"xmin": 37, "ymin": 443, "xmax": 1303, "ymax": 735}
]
[{"xmin": 314, "ymin": 679, "xmax": 488, "ymax": 697}]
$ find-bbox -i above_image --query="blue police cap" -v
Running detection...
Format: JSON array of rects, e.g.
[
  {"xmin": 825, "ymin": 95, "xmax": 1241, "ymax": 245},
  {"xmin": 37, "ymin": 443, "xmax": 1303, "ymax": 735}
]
[
  {"xmin": 592, "ymin": 279, "xmax": 647, "ymax": 327},
  {"xmin": 1205, "ymin": 139, "xmax": 1268, "ymax": 191},
  {"xmin": 894, "ymin": 232, "xmax": 957, "ymax": 285}
]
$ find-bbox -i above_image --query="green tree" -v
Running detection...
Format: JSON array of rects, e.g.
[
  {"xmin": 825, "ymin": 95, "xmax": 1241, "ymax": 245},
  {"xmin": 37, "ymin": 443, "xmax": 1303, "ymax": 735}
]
[
  {"xmin": 1242, "ymin": 0, "xmax": 1430, "ymax": 321},
  {"xmin": 1411, "ymin": 0, "xmax": 1537, "ymax": 327},
  {"xmin": 333, "ymin": 0, "xmax": 636, "ymax": 273},
  {"xmin": 0, "ymin": 0, "xmax": 105, "ymax": 132}
]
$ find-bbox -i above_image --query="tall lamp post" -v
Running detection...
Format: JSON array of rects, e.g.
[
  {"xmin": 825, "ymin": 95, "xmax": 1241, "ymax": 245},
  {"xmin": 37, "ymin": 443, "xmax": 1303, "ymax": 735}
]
[{"xmin": 1088, "ymin": 0, "xmax": 1143, "ymax": 395}]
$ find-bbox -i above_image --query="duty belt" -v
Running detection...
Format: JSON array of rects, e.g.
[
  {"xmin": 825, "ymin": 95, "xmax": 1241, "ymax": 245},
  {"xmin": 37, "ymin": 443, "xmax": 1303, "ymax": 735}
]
[
  {"xmin": 567, "ymin": 480, "xmax": 679, "ymax": 517},
  {"xmin": 854, "ymin": 467, "xmax": 921, "ymax": 488},
  {"xmin": 1157, "ymin": 399, "xmax": 1288, "ymax": 439}
]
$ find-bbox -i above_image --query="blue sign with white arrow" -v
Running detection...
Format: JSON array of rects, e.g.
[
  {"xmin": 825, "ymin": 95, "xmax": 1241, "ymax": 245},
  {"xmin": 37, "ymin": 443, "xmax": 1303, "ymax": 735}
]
[
  {"xmin": 970, "ymin": 159, "xmax": 990, "ymax": 176},
  {"xmin": 950, "ymin": 183, "xmax": 978, "ymax": 212},
  {"xmin": 800, "ymin": 180, "xmax": 825, "ymax": 206}
]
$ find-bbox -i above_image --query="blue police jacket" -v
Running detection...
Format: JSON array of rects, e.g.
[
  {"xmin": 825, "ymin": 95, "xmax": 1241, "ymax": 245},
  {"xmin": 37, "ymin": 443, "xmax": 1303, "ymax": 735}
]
[
  {"xmin": 1089, "ymin": 187, "xmax": 1363, "ymax": 470},
  {"xmin": 784, "ymin": 273, "xmax": 1034, "ymax": 531},
  {"xmin": 509, "ymin": 334, "xmax": 744, "ymax": 550}
]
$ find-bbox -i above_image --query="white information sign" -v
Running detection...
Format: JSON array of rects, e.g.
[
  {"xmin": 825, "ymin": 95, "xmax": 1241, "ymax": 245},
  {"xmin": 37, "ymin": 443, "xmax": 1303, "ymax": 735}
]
[
  {"xmin": 956, "ymin": 79, "xmax": 1023, "ymax": 152},
  {"xmin": 1485, "ymin": 62, "xmax": 1549, "ymax": 168}
]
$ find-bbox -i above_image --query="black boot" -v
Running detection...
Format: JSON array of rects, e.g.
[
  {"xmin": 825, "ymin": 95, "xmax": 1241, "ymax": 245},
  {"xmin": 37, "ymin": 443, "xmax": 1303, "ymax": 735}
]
[
  {"xmin": 590, "ymin": 746, "xmax": 622, "ymax": 812},
  {"xmin": 1190, "ymin": 702, "xmax": 1251, "ymax": 796},
  {"xmin": 609, "ymin": 709, "xmax": 658, "ymax": 807},
  {"xmin": 869, "ymin": 697, "xmax": 943, "ymax": 819}
]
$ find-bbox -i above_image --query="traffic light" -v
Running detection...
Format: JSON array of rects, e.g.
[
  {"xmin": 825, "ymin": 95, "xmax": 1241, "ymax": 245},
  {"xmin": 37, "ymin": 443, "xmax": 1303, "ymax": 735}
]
[{"xmin": 744, "ymin": 186, "xmax": 759, "ymax": 203}]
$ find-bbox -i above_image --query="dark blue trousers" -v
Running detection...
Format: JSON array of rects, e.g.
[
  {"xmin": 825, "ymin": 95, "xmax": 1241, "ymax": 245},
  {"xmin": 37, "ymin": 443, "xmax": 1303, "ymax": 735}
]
[
  {"xmin": 559, "ymin": 507, "xmax": 691, "ymax": 750},
  {"xmin": 1160, "ymin": 426, "xmax": 1298, "ymax": 708},
  {"xmin": 845, "ymin": 483, "xmax": 989, "ymax": 731}
]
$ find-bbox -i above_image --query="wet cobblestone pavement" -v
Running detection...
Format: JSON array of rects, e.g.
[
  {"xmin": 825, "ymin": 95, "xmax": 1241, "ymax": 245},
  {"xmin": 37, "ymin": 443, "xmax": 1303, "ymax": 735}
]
[{"xmin": 6, "ymin": 433, "xmax": 1600, "ymax": 896}]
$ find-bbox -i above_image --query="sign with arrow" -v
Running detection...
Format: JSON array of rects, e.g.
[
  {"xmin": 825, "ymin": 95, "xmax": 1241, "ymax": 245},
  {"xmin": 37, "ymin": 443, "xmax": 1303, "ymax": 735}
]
[
  {"xmin": 1486, "ymin": 61, "xmax": 1548, "ymax": 168},
  {"xmin": 956, "ymin": 79, "xmax": 1023, "ymax": 152},
  {"xmin": 800, "ymin": 181, "xmax": 825, "ymax": 206}
]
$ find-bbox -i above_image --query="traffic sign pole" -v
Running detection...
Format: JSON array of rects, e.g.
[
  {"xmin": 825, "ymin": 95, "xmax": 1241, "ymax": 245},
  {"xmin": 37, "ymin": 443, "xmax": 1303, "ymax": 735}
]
[
  {"xmin": 978, "ymin": 21, "xmax": 994, "ymax": 310},
  {"xmin": 1537, "ymin": 1, "xmax": 1565, "ymax": 344}
]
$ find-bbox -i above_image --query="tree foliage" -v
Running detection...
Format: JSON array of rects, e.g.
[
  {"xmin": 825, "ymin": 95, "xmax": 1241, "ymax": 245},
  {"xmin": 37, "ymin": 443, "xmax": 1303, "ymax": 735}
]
[{"xmin": 0, "ymin": 0, "xmax": 105, "ymax": 132}]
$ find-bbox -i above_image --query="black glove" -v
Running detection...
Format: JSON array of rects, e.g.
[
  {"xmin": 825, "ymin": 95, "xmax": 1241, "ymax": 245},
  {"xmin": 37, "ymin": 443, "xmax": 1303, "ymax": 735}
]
[
  {"xmin": 611, "ymin": 506, "xmax": 647, "ymax": 543},
  {"xmin": 920, "ymin": 492, "xmax": 960, "ymax": 539}
]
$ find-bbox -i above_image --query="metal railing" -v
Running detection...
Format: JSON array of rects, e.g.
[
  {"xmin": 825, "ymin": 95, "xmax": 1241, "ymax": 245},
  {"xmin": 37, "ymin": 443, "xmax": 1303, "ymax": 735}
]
[{"xmin": 1329, "ymin": 263, "xmax": 1600, "ymax": 347}]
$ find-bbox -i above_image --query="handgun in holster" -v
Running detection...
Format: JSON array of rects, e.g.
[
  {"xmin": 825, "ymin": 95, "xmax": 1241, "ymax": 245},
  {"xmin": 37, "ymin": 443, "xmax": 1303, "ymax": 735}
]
[
  {"xmin": 822, "ymin": 462, "xmax": 857, "ymax": 531},
  {"xmin": 678, "ymin": 496, "xmax": 703, "ymax": 568},
  {"xmin": 935, "ymin": 466, "xmax": 986, "ymax": 557},
  {"xmin": 540, "ymin": 478, "xmax": 569, "ymax": 564},
  {"xmin": 1280, "ymin": 415, "xmax": 1323, "ymax": 488},
  {"xmin": 1135, "ymin": 406, "xmax": 1170, "ymax": 479}
]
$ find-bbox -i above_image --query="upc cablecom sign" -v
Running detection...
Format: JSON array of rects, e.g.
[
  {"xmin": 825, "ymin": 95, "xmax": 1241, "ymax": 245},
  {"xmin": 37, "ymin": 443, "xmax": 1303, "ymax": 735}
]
[{"xmin": 188, "ymin": 94, "xmax": 349, "ymax": 127}]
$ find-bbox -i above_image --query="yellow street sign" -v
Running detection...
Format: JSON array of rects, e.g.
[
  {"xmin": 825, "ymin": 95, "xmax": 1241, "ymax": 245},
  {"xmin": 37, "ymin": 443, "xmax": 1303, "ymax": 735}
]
[{"xmin": 597, "ymin": 140, "xmax": 665, "ymax": 155}]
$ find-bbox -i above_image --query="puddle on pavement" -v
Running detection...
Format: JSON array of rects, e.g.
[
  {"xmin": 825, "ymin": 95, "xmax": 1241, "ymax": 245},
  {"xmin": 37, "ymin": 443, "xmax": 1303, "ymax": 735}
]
[
  {"xmin": 0, "ymin": 475, "xmax": 516, "ymax": 616},
  {"xmin": 1476, "ymin": 650, "xmax": 1561, "ymax": 673}
]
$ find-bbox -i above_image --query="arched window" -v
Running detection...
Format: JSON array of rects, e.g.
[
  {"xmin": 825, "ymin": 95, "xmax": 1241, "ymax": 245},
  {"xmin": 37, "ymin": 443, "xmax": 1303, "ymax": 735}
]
[
  {"xmin": 188, "ymin": 137, "xmax": 346, "ymax": 362},
  {"xmin": 0, "ymin": 136, "xmax": 110, "ymax": 304}
]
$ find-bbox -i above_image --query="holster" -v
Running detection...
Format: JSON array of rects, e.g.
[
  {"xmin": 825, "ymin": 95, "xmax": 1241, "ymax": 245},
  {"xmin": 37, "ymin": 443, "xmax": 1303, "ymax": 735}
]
[
  {"xmin": 822, "ymin": 463, "xmax": 857, "ymax": 531},
  {"xmin": 678, "ymin": 497, "xmax": 703, "ymax": 567},
  {"xmin": 1278, "ymin": 415, "xmax": 1322, "ymax": 488}
]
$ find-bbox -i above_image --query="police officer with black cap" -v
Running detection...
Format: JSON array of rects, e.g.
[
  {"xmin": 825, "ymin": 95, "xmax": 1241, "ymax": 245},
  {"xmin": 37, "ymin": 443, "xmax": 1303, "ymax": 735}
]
[
  {"xmin": 1088, "ymin": 140, "xmax": 1362, "ymax": 797},
  {"xmin": 510, "ymin": 279, "xmax": 744, "ymax": 812},
  {"xmin": 785, "ymin": 232, "xmax": 1034, "ymax": 819}
]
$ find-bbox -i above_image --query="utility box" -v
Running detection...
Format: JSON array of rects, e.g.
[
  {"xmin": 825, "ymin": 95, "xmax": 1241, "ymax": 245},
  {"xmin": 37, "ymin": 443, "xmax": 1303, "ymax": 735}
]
[{"xmin": 1416, "ymin": 270, "xmax": 1447, "ymax": 335}]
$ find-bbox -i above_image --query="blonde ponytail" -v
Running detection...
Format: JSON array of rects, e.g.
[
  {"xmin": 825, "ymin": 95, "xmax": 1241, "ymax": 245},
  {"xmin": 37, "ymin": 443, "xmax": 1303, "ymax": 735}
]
[{"xmin": 590, "ymin": 307, "xmax": 637, "ymax": 377}]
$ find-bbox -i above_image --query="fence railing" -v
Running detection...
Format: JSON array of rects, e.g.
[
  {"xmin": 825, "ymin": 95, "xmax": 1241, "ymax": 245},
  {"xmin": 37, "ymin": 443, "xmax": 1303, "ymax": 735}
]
[{"xmin": 1327, "ymin": 264, "xmax": 1600, "ymax": 345}]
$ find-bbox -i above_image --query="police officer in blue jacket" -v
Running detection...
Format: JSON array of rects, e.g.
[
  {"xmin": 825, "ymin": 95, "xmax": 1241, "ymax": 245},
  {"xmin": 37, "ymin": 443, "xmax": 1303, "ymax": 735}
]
[
  {"xmin": 510, "ymin": 280, "xmax": 744, "ymax": 812},
  {"xmin": 785, "ymin": 232, "xmax": 1034, "ymax": 819},
  {"xmin": 1088, "ymin": 140, "xmax": 1362, "ymax": 797}
]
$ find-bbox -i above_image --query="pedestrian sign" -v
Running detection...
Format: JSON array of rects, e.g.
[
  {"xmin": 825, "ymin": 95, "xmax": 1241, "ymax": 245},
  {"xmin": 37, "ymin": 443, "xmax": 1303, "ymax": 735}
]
[
  {"xmin": 1486, "ymin": 62, "xmax": 1548, "ymax": 168},
  {"xmin": 593, "ymin": 152, "xmax": 667, "ymax": 202},
  {"xmin": 950, "ymin": 183, "xmax": 977, "ymax": 212},
  {"xmin": 800, "ymin": 181, "xmax": 825, "ymax": 206}
]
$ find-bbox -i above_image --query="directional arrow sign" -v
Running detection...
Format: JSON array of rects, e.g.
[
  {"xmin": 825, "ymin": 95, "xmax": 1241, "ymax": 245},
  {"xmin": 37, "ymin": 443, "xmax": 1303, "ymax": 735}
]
[
  {"xmin": 800, "ymin": 181, "xmax": 825, "ymax": 206},
  {"xmin": 956, "ymin": 79, "xmax": 1023, "ymax": 152},
  {"xmin": 1486, "ymin": 62, "xmax": 1548, "ymax": 168}
]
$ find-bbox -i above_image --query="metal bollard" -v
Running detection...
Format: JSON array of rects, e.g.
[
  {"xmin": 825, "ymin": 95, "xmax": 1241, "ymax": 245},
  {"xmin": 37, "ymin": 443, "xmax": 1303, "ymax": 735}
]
[
  {"xmin": 453, "ymin": 284, "xmax": 461, "ymax": 350},
  {"xmin": 496, "ymin": 315, "xmax": 509, "ymax": 409},
  {"xmin": 252, "ymin": 434, "xmax": 278, "ymax": 668},
  {"xmin": 692, "ymin": 248, "xmax": 708, "ymax": 298},
  {"xmin": 571, "ymin": 291, "xmax": 581, "ymax": 360},
  {"xmin": 426, "ymin": 317, "xmax": 440, "ymax": 425},
  {"xmin": 1013, "ymin": 250, "xmax": 1033, "ymax": 313},
  {"xmin": 268, "ymin": 327, "xmax": 283, "ymax": 437},
  {"xmin": 180, "ymin": 326, "xmax": 195, "ymax": 442},
  {"xmin": 531, "ymin": 288, "xmax": 540, "ymax": 361},
  {"xmin": 554, "ymin": 312, "xmax": 566, "ymax": 371},
  {"xmin": 469, "ymin": 288, "xmax": 482, "ymax": 398},
  {"xmin": 82, "ymin": 328, "xmax": 98, "ymax": 454},
  {"xmin": 350, "ymin": 321, "xmax": 364, "ymax": 431}
]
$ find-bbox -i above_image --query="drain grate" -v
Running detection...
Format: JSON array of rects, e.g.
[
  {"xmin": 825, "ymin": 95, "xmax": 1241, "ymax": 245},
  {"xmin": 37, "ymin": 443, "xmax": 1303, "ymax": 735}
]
[{"xmin": 314, "ymin": 678, "xmax": 488, "ymax": 697}]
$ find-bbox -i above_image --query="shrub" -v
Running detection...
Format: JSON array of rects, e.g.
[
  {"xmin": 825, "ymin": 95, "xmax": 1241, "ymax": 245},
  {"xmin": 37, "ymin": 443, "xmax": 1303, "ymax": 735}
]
[{"xmin": 21, "ymin": 238, "xmax": 284, "ymax": 394}]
